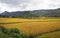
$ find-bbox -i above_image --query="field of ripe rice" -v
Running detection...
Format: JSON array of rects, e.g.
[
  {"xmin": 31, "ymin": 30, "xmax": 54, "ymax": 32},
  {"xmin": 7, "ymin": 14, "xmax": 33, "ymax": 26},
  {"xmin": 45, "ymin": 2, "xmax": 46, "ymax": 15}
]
[
  {"xmin": 36, "ymin": 31, "xmax": 60, "ymax": 38},
  {"xmin": 0, "ymin": 18, "xmax": 60, "ymax": 35}
]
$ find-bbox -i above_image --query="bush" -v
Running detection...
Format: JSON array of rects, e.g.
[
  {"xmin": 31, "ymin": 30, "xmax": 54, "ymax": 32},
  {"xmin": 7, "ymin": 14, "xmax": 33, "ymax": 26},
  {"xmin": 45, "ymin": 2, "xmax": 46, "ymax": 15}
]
[
  {"xmin": 0, "ymin": 25, "xmax": 35, "ymax": 38},
  {"xmin": 9, "ymin": 28, "xmax": 20, "ymax": 34},
  {"xmin": 0, "ymin": 26, "xmax": 5, "ymax": 31},
  {"xmin": 21, "ymin": 34, "xmax": 29, "ymax": 38}
]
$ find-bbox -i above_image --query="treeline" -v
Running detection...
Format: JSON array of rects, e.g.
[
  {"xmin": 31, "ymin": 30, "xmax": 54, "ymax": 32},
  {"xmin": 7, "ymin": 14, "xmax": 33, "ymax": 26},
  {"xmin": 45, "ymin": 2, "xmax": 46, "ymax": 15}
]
[
  {"xmin": 0, "ymin": 11, "xmax": 39, "ymax": 18},
  {"xmin": 0, "ymin": 8, "xmax": 60, "ymax": 18}
]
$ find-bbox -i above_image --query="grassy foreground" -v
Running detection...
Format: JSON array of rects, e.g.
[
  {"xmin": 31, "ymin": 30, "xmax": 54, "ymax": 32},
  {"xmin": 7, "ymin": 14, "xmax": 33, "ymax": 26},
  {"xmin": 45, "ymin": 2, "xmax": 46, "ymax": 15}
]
[{"xmin": 0, "ymin": 18, "xmax": 60, "ymax": 38}]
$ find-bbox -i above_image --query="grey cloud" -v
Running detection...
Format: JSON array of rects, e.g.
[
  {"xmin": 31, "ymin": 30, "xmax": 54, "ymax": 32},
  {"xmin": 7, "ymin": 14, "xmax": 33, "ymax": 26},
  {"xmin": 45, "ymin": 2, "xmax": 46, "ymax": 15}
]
[
  {"xmin": 0, "ymin": 0, "xmax": 19, "ymax": 6},
  {"xmin": 0, "ymin": 0, "xmax": 31, "ymax": 12},
  {"xmin": 0, "ymin": 0, "xmax": 60, "ymax": 12},
  {"xmin": 0, "ymin": 0, "xmax": 30, "ymax": 7}
]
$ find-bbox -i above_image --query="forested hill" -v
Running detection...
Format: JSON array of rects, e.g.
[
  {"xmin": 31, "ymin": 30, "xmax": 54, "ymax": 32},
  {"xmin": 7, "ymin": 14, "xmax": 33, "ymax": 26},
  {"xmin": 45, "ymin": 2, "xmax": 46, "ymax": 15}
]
[{"xmin": 0, "ymin": 8, "xmax": 60, "ymax": 18}]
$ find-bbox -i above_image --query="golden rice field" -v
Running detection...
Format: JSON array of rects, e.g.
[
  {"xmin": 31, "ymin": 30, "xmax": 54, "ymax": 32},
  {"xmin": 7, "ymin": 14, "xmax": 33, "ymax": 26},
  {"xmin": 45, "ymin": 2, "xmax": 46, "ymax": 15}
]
[
  {"xmin": 36, "ymin": 31, "xmax": 60, "ymax": 38},
  {"xmin": 0, "ymin": 18, "xmax": 60, "ymax": 35}
]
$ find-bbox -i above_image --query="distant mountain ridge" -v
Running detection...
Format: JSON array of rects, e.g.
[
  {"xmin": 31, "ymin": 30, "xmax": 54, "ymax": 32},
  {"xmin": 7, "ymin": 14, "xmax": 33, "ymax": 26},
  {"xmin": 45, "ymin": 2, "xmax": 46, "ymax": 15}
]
[{"xmin": 0, "ymin": 8, "xmax": 60, "ymax": 18}]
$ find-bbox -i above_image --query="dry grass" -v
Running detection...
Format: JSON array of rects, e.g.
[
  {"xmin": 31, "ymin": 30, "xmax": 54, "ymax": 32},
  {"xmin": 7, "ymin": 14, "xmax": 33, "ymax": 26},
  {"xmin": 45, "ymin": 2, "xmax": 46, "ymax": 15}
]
[{"xmin": 0, "ymin": 18, "xmax": 60, "ymax": 35}]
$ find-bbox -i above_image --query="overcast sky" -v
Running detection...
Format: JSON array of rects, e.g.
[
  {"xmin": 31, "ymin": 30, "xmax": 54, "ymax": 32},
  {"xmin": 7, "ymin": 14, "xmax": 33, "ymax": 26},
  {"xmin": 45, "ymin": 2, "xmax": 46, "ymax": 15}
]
[{"xmin": 0, "ymin": 0, "xmax": 60, "ymax": 12}]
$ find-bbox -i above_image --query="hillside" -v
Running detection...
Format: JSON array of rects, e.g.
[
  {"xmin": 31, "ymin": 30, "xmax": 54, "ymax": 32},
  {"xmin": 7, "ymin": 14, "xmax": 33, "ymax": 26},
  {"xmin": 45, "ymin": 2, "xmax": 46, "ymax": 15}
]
[{"xmin": 0, "ymin": 8, "xmax": 60, "ymax": 18}]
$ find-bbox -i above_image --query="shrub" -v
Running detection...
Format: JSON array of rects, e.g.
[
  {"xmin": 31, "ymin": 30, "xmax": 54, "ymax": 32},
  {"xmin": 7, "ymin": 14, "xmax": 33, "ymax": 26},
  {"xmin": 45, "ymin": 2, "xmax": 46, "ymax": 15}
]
[{"xmin": 9, "ymin": 28, "xmax": 20, "ymax": 34}]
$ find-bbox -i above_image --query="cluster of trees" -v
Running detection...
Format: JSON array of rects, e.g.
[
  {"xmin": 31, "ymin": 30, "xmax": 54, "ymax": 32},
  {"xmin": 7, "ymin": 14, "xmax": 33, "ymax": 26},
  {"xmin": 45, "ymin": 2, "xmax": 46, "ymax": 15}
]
[{"xmin": 45, "ymin": 8, "xmax": 60, "ymax": 17}]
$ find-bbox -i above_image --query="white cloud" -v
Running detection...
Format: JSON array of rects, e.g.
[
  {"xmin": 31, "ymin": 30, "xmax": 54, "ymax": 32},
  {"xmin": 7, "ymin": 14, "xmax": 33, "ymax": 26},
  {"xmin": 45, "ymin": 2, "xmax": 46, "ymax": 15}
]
[{"xmin": 0, "ymin": 0, "xmax": 60, "ymax": 12}]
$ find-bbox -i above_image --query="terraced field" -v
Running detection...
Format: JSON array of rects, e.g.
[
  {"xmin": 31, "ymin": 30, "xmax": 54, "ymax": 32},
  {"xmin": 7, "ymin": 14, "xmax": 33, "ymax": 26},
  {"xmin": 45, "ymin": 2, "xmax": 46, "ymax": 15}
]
[{"xmin": 0, "ymin": 18, "xmax": 60, "ymax": 35}]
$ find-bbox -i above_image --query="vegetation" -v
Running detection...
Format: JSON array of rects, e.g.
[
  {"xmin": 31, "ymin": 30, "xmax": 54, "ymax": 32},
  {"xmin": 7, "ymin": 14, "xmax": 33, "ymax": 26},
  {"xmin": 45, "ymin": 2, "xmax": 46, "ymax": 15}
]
[
  {"xmin": 0, "ymin": 25, "xmax": 60, "ymax": 38},
  {"xmin": 0, "ymin": 18, "xmax": 60, "ymax": 34},
  {"xmin": 0, "ymin": 18, "xmax": 60, "ymax": 38},
  {"xmin": 0, "ymin": 25, "xmax": 29, "ymax": 38},
  {"xmin": 0, "ymin": 8, "xmax": 60, "ymax": 18}
]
